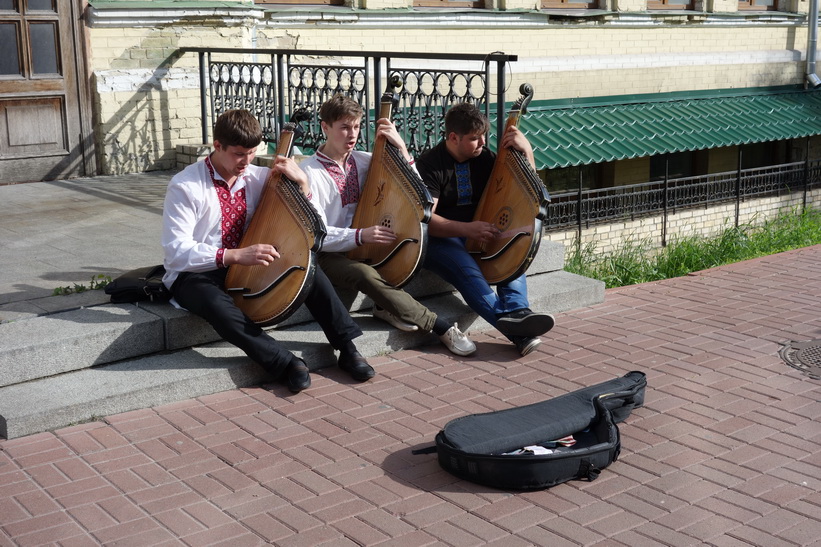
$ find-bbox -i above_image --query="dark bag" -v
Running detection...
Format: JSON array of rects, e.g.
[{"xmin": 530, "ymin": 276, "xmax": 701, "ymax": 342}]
[
  {"xmin": 104, "ymin": 265, "xmax": 170, "ymax": 303},
  {"xmin": 417, "ymin": 371, "xmax": 647, "ymax": 490}
]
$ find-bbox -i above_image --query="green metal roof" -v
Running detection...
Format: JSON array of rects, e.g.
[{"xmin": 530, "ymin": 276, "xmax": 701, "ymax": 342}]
[{"xmin": 504, "ymin": 87, "xmax": 821, "ymax": 170}]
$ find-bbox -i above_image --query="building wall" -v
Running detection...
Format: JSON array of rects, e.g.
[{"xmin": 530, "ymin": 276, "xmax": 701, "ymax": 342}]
[
  {"xmin": 85, "ymin": 2, "xmax": 814, "ymax": 174},
  {"xmin": 614, "ymin": 157, "xmax": 651, "ymax": 186}
]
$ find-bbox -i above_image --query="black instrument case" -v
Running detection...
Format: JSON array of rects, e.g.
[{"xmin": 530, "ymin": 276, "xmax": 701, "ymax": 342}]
[{"xmin": 419, "ymin": 371, "xmax": 647, "ymax": 490}]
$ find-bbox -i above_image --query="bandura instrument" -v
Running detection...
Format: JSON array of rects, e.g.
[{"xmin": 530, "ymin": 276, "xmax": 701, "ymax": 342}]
[
  {"xmin": 224, "ymin": 112, "xmax": 326, "ymax": 325},
  {"xmin": 466, "ymin": 83, "xmax": 551, "ymax": 285},
  {"xmin": 346, "ymin": 77, "xmax": 434, "ymax": 288}
]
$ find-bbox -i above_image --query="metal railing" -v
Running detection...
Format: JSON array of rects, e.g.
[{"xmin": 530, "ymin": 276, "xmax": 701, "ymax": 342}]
[
  {"xmin": 179, "ymin": 48, "xmax": 517, "ymax": 157},
  {"xmin": 547, "ymin": 160, "xmax": 821, "ymax": 238},
  {"xmin": 177, "ymin": 47, "xmax": 819, "ymax": 240}
]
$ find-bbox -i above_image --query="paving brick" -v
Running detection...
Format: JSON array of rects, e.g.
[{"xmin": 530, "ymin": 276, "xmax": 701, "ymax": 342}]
[
  {"xmin": 132, "ymin": 438, "xmax": 180, "ymax": 463},
  {"xmin": 714, "ymin": 489, "xmax": 779, "ymax": 518},
  {"xmin": 12, "ymin": 521, "xmax": 89, "ymax": 547},
  {"xmin": 539, "ymin": 516, "xmax": 607, "ymax": 544},
  {"xmin": 516, "ymin": 523, "xmax": 579, "ymax": 546},
  {"xmin": 2, "ymin": 246, "xmax": 821, "ymax": 546},
  {"xmin": 153, "ymin": 507, "xmax": 206, "ymax": 537},
  {"xmin": 97, "ymin": 496, "xmax": 147, "ymax": 523},
  {"xmin": 239, "ymin": 511, "xmax": 293, "ymax": 543},
  {"xmin": 101, "ymin": 469, "xmax": 150, "ymax": 494},
  {"xmin": 587, "ymin": 509, "xmax": 648, "ymax": 537},
  {"xmin": 67, "ymin": 503, "xmax": 118, "ymax": 532},
  {"xmin": 176, "ymin": 522, "xmax": 259, "ymax": 547},
  {"xmin": 268, "ymin": 503, "xmax": 323, "ymax": 534},
  {"xmin": 24, "ymin": 464, "xmax": 68, "ymax": 490},
  {"xmin": 55, "ymin": 431, "xmax": 106, "ymax": 457},
  {"xmin": 562, "ymin": 500, "xmax": 624, "ymax": 526},
  {"xmin": 0, "ymin": 497, "xmax": 30, "ymax": 529},
  {"xmin": 45, "ymin": 475, "xmax": 119, "ymax": 505},
  {"xmin": 725, "ymin": 525, "xmax": 796, "ymax": 547},
  {"xmin": 2, "ymin": 511, "xmax": 74, "ymax": 538},
  {"xmin": 632, "ymin": 521, "xmax": 703, "ymax": 546},
  {"xmin": 212, "ymin": 485, "xmax": 287, "ymax": 520}
]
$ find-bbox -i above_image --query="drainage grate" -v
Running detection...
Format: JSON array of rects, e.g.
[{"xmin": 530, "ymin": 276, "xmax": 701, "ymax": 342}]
[{"xmin": 778, "ymin": 339, "xmax": 821, "ymax": 380}]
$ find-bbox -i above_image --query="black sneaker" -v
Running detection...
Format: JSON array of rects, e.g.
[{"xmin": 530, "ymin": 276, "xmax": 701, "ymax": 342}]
[
  {"xmin": 513, "ymin": 336, "xmax": 541, "ymax": 357},
  {"xmin": 496, "ymin": 308, "xmax": 555, "ymax": 338}
]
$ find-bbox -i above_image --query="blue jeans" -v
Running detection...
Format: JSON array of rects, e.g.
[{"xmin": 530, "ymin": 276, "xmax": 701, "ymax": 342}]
[{"xmin": 423, "ymin": 236, "xmax": 529, "ymax": 336}]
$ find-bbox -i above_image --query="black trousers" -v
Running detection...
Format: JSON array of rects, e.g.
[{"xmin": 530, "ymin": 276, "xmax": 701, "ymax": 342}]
[{"xmin": 172, "ymin": 266, "xmax": 362, "ymax": 378}]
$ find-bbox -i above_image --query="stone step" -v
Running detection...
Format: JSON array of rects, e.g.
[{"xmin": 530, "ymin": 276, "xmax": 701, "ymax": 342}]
[
  {"xmin": 1, "ymin": 241, "xmax": 565, "ymax": 385},
  {"xmin": 0, "ymin": 242, "xmax": 606, "ymax": 439}
]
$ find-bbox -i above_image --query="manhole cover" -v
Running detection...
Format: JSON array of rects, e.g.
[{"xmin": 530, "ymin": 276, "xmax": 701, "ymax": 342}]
[{"xmin": 778, "ymin": 339, "xmax": 821, "ymax": 380}]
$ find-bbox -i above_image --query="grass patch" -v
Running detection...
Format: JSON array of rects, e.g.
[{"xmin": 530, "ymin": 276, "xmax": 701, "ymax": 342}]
[
  {"xmin": 52, "ymin": 274, "xmax": 112, "ymax": 296},
  {"xmin": 565, "ymin": 207, "xmax": 821, "ymax": 289}
]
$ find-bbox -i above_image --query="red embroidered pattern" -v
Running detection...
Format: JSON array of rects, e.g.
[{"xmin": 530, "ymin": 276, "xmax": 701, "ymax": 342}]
[
  {"xmin": 317, "ymin": 153, "xmax": 359, "ymax": 207},
  {"xmin": 205, "ymin": 157, "xmax": 247, "ymax": 264}
]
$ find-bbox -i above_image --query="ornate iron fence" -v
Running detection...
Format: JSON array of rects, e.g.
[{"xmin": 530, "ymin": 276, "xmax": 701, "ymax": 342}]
[
  {"xmin": 548, "ymin": 160, "xmax": 821, "ymax": 235},
  {"xmin": 179, "ymin": 48, "xmax": 516, "ymax": 157}
]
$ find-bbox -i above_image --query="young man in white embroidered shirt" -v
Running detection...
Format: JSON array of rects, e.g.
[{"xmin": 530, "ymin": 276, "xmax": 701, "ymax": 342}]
[
  {"xmin": 162, "ymin": 109, "xmax": 376, "ymax": 394},
  {"xmin": 300, "ymin": 94, "xmax": 476, "ymax": 356}
]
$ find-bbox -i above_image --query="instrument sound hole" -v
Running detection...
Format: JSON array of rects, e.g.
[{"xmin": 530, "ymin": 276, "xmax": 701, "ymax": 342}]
[
  {"xmin": 495, "ymin": 207, "xmax": 513, "ymax": 230},
  {"xmin": 380, "ymin": 215, "xmax": 394, "ymax": 230}
]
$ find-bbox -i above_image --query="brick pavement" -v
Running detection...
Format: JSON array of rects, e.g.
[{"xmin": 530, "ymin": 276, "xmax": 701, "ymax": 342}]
[{"xmin": 1, "ymin": 246, "xmax": 820, "ymax": 546}]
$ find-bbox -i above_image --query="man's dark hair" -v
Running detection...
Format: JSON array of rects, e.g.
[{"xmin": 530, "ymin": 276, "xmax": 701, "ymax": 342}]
[
  {"xmin": 320, "ymin": 94, "xmax": 364, "ymax": 125},
  {"xmin": 444, "ymin": 102, "xmax": 490, "ymax": 137},
  {"xmin": 213, "ymin": 109, "xmax": 263, "ymax": 149}
]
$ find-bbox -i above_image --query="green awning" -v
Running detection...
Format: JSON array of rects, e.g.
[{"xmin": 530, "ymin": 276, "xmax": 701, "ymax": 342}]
[{"xmin": 505, "ymin": 86, "xmax": 821, "ymax": 170}]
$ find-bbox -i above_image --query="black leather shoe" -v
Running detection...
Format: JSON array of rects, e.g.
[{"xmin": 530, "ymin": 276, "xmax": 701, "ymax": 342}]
[
  {"xmin": 338, "ymin": 351, "xmax": 375, "ymax": 382},
  {"xmin": 286, "ymin": 359, "xmax": 311, "ymax": 393}
]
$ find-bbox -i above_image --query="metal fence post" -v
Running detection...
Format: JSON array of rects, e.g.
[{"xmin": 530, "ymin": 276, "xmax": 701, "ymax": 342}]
[
  {"xmin": 662, "ymin": 157, "xmax": 669, "ymax": 247},
  {"xmin": 736, "ymin": 148, "xmax": 742, "ymax": 228},
  {"xmin": 198, "ymin": 51, "xmax": 208, "ymax": 144}
]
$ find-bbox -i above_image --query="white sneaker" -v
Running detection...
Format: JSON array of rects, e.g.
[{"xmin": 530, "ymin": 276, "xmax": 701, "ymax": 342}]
[
  {"xmin": 372, "ymin": 305, "xmax": 419, "ymax": 332},
  {"xmin": 439, "ymin": 323, "xmax": 477, "ymax": 356}
]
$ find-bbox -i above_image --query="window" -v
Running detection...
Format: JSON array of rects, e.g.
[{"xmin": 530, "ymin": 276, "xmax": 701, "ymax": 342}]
[
  {"xmin": 737, "ymin": 0, "xmax": 775, "ymax": 10},
  {"xmin": 541, "ymin": 0, "xmax": 597, "ymax": 9},
  {"xmin": 740, "ymin": 141, "xmax": 787, "ymax": 169},
  {"xmin": 254, "ymin": 0, "xmax": 344, "ymax": 5},
  {"xmin": 0, "ymin": 0, "xmax": 62, "ymax": 79},
  {"xmin": 29, "ymin": 21, "xmax": 59, "ymax": 74},
  {"xmin": 647, "ymin": 0, "xmax": 694, "ymax": 9},
  {"xmin": 0, "ymin": 22, "xmax": 21, "ymax": 75},
  {"xmin": 650, "ymin": 151, "xmax": 700, "ymax": 181},
  {"xmin": 544, "ymin": 164, "xmax": 601, "ymax": 193},
  {"xmin": 413, "ymin": 0, "xmax": 483, "ymax": 7}
]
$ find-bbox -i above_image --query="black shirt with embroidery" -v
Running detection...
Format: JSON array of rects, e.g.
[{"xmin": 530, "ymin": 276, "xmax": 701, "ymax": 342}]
[{"xmin": 416, "ymin": 141, "xmax": 496, "ymax": 224}]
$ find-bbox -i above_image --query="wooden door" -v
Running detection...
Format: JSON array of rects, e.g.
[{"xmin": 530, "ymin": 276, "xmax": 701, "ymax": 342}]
[{"xmin": 0, "ymin": 0, "xmax": 93, "ymax": 183}]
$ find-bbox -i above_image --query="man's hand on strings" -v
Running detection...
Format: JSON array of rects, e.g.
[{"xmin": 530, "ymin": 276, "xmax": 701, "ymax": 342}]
[
  {"xmin": 464, "ymin": 220, "xmax": 501, "ymax": 243},
  {"xmin": 361, "ymin": 225, "xmax": 398, "ymax": 245},
  {"xmin": 225, "ymin": 244, "xmax": 281, "ymax": 267}
]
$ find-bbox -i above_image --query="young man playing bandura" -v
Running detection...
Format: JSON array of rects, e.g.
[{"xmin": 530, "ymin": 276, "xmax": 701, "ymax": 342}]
[
  {"xmin": 162, "ymin": 109, "xmax": 375, "ymax": 394},
  {"xmin": 416, "ymin": 102, "xmax": 555, "ymax": 356},
  {"xmin": 300, "ymin": 95, "xmax": 476, "ymax": 356}
]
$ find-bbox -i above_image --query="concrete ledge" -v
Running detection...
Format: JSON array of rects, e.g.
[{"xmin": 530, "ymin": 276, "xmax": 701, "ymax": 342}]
[
  {"xmin": 0, "ymin": 305, "xmax": 165, "ymax": 387},
  {"xmin": 0, "ymin": 269, "xmax": 603, "ymax": 438},
  {"xmin": 0, "ymin": 238, "xmax": 607, "ymax": 439}
]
